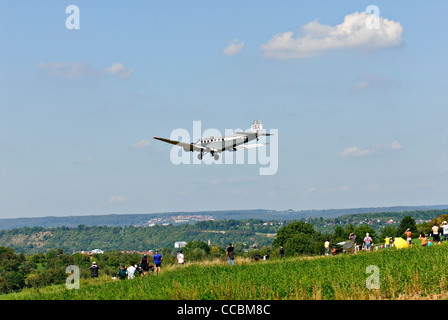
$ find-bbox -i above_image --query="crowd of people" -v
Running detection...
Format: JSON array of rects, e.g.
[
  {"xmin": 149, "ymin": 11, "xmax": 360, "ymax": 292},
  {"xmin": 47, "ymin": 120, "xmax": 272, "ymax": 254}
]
[
  {"xmin": 88, "ymin": 242, "xmax": 273, "ymax": 278},
  {"xmin": 87, "ymin": 223, "xmax": 448, "ymax": 278},
  {"xmin": 88, "ymin": 249, "xmax": 188, "ymax": 279},
  {"xmin": 323, "ymin": 221, "xmax": 448, "ymax": 256}
]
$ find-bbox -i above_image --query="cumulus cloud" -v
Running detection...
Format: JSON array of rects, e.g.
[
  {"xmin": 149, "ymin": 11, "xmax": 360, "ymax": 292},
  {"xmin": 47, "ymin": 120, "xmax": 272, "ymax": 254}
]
[
  {"xmin": 109, "ymin": 195, "xmax": 126, "ymax": 203},
  {"xmin": 341, "ymin": 141, "xmax": 403, "ymax": 158},
  {"xmin": 104, "ymin": 62, "xmax": 134, "ymax": 79},
  {"xmin": 131, "ymin": 139, "xmax": 152, "ymax": 149},
  {"xmin": 340, "ymin": 146, "xmax": 375, "ymax": 158},
  {"xmin": 261, "ymin": 11, "xmax": 403, "ymax": 59},
  {"xmin": 223, "ymin": 39, "xmax": 245, "ymax": 56},
  {"xmin": 388, "ymin": 140, "xmax": 403, "ymax": 150},
  {"xmin": 36, "ymin": 62, "xmax": 133, "ymax": 79}
]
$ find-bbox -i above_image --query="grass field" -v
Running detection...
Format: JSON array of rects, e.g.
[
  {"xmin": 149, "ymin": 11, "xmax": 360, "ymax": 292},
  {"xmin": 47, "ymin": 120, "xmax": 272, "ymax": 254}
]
[{"xmin": 3, "ymin": 244, "xmax": 448, "ymax": 300}]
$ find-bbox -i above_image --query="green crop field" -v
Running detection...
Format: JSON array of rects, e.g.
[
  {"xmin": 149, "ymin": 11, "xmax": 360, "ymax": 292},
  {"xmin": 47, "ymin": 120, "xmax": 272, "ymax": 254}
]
[{"xmin": 3, "ymin": 243, "xmax": 448, "ymax": 300}]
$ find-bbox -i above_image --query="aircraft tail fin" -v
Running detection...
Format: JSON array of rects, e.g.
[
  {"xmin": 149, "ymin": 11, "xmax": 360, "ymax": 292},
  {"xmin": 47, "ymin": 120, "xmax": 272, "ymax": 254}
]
[
  {"xmin": 250, "ymin": 120, "xmax": 263, "ymax": 133},
  {"xmin": 235, "ymin": 120, "xmax": 273, "ymax": 136}
]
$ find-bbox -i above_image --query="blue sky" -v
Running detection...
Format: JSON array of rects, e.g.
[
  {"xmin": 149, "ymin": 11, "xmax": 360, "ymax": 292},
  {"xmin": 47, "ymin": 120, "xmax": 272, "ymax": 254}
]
[{"xmin": 0, "ymin": 1, "xmax": 447, "ymax": 219}]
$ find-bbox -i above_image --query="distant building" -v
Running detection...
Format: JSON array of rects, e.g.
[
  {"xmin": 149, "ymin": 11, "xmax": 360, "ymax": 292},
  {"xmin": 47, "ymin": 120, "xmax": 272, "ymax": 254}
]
[
  {"xmin": 174, "ymin": 241, "xmax": 187, "ymax": 249},
  {"xmin": 91, "ymin": 249, "xmax": 104, "ymax": 254}
]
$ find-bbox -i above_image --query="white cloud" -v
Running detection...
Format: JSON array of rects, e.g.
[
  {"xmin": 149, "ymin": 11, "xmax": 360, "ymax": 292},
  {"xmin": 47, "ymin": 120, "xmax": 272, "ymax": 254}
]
[
  {"xmin": 341, "ymin": 141, "xmax": 403, "ymax": 158},
  {"xmin": 388, "ymin": 140, "xmax": 403, "ymax": 150},
  {"xmin": 350, "ymin": 73, "xmax": 398, "ymax": 92},
  {"xmin": 223, "ymin": 39, "xmax": 245, "ymax": 56},
  {"xmin": 131, "ymin": 139, "xmax": 152, "ymax": 149},
  {"xmin": 366, "ymin": 184, "xmax": 379, "ymax": 191},
  {"xmin": 302, "ymin": 187, "xmax": 318, "ymax": 197},
  {"xmin": 36, "ymin": 62, "xmax": 133, "ymax": 79},
  {"xmin": 104, "ymin": 62, "xmax": 134, "ymax": 79},
  {"xmin": 261, "ymin": 11, "xmax": 403, "ymax": 59},
  {"xmin": 301, "ymin": 186, "xmax": 350, "ymax": 197},
  {"xmin": 340, "ymin": 146, "xmax": 375, "ymax": 158},
  {"xmin": 109, "ymin": 195, "xmax": 126, "ymax": 203}
]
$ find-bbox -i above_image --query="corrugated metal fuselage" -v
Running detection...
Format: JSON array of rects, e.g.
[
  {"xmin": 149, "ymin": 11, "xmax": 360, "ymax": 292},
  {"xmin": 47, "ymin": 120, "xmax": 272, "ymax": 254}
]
[{"xmin": 195, "ymin": 134, "xmax": 254, "ymax": 152}]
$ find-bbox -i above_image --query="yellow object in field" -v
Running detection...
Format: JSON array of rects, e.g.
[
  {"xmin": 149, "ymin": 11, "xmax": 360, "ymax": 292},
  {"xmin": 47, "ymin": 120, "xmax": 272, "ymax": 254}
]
[{"xmin": 394, "ymin": 237, "xmax": 409, "ymax": 249}]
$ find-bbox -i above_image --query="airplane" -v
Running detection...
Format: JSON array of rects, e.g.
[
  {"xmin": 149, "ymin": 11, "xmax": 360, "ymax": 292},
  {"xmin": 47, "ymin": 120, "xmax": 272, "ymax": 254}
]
[{"xmin": 153, "ymin": 120, "xmax": 272, "ymax": 161}]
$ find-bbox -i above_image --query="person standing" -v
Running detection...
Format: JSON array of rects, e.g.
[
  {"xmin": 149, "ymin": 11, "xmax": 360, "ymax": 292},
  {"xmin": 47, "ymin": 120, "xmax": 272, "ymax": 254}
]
[
  {"xmin": 364, "ymin": 233, "xmax": 372, "ymax": 251},
  {"xmin": 140, "ymin": 253, "xmax": 150, "ymax": 276},
  {"xmin": 90, "ymin": 261, "xmax": 99, "ymax": 278},
  {"xmin": 324, "ymin": 239, "xmax": 330, "ymax": 256},
  {"xmin": 404, "ymin": 229, "xmax": 412, "ymax": 247},
  {"xmin": 384, "ymin": 236, "xmax": 390, "ymax": 249},
  {"xmin": 441, "ymin": 221, "xmax": 448, "ymax": 242},
  {"xmin": 177, "ymin": 250, "xmax": 185, "ymax": 265},
  {"xmin": 153, "ymin": 251, "xmax": 162, "ymax": 274},
  {"xmin": 279, "ymin": 246, "xmax": 285, "ymax": 258},
  {"xmin": 226, "ymin": 243, "xmax": 235, "ymax": 266},
  {"xmin": 432, "ymin": 223, "xmax": 440, "ymax": 244}
]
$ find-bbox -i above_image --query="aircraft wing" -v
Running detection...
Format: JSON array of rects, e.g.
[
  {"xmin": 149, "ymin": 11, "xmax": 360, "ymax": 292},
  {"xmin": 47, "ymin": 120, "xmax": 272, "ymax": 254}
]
[
  {"xmin": 233, "ymin": 143, "xmax": 269, "ymax": 151},
  {"xmin": 153, "ymin": 137, "xmax": 206, "ymax": 152}
]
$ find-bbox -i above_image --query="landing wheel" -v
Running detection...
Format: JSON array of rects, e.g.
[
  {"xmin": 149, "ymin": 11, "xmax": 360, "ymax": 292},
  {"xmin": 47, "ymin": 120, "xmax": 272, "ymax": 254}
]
[
  {"xmin": 198, "ymin": 153, "xmax": 203, "ymax": 160},
  {"xmin": 213, "ymin": 153, "xmax": 219, "ymax": 161}
]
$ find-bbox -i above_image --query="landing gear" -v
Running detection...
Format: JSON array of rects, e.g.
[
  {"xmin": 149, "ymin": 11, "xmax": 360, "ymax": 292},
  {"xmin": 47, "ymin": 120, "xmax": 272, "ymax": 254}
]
[
  {"xmin": 197, "ymin": 152, "xmax": 219, "ymax": 161},
  {"xmin": 210, "ymin": 152, "xmax": 219, "ymax": 161}
]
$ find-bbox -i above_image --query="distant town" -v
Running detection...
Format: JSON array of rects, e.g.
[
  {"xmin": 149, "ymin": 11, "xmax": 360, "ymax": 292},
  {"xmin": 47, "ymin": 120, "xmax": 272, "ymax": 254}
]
[{"xmin": 140, "ymin": 214, "xmax": 214, "ymax": 227}]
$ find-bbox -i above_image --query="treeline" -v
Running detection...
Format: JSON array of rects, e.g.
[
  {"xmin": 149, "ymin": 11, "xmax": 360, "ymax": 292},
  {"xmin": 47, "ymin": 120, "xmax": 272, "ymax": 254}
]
[
  {"xmin": 2, "ymin": 209, "xmax": 448, "ymax": 254},
  {"xmin": 302, "ymin": 209, "xmax": 448, "ymax": 234},
  {"xmin": 0, "ymin": 219, "xmax": 281, "ymax": 254},
  {"xmin": 0, "ymin": 210, "xmax": 273, "ymax": 230}
]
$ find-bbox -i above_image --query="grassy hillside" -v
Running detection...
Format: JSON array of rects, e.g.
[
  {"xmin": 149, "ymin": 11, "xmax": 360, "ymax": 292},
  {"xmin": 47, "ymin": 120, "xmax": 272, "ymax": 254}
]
[{"xmin": 3, "ymin": 244, "xmax": 448, "ymax": 300}]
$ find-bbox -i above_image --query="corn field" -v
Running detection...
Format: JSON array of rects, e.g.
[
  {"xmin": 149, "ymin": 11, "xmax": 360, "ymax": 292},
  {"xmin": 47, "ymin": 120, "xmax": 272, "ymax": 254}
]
[{"xmin": 4, "ymin": 244, "xmax": 448, "ymax": 300}]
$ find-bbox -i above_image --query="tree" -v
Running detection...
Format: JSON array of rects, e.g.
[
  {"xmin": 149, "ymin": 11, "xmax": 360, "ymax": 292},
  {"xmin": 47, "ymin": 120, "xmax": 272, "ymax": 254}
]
[
  {"xmin": 333, "ymin": 226, "xmax": 345, "ymax": 243},
  {"xmin": 273, "ymin": 221, "xmax": 315, "ymax": 247},
  {"xmin": 430, "ymin": 214, "xmax": 448, "ymax": 229},
  {"xmin": 398, "ymin": 216, "xmax": 417, "ymax": 238},
  {"xmin": 354, "ymin": 225, "xmax": 377, "ymax": 243},
  {"xmin": 209, "ymin": 246, "xmax": 223, "ymax": 257},
  {"xmin": 380, "ymin": 225, "xmax": 398, "ymax": 240},
  {"xmin": 184, "ymin": 241, "xmax": 210, "ymax": 255},
  {"xmin": 273, "ymin": 221, "xmax": 323, "ymax": 256}
]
